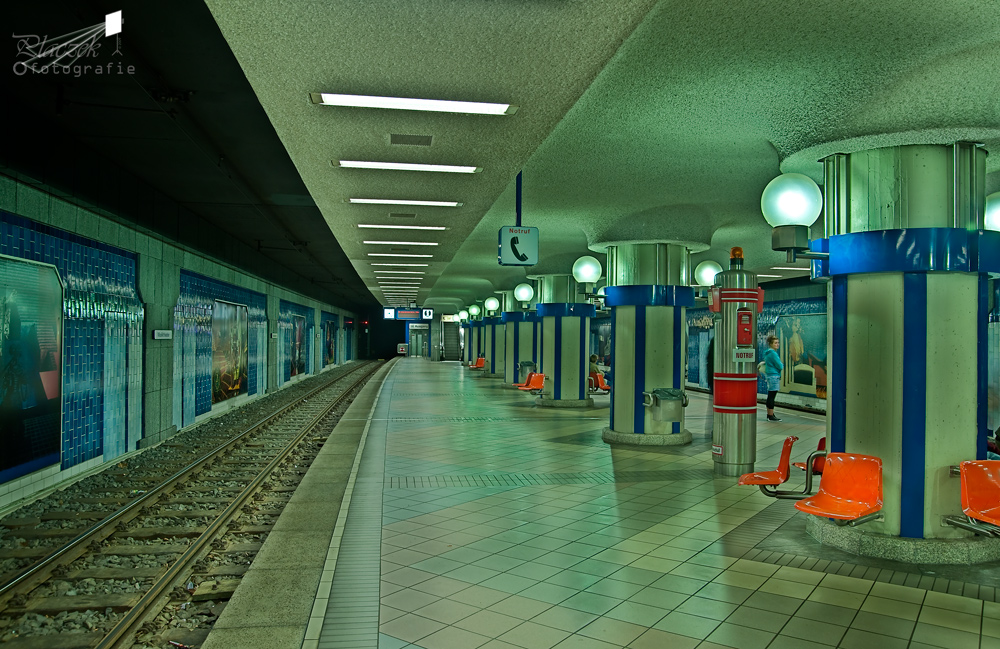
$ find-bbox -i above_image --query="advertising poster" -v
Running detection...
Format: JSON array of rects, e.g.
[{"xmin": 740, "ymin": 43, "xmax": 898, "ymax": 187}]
[
  {"xmin": 324, "ymin": 322, "xmax": 337, "ymax": 366},
  {"xmin": 0, "ymin": 257, "xmax": 62, "ymax": 481},
  {"xmin": 211, "ymin": 300, "xmax": 248, "ymax": 403},
  {"xmin": 776, "ymin": 314, "xmax": 827, "ymax": 398},
  {"xmin": 290, "ymin": 315, "xmax": 306, "ymax": 377}
]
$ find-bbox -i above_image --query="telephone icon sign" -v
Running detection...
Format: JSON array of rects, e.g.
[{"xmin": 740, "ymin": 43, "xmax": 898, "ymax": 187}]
[{"xmin": 498, "ymin": 226, "xmax": 538, "ymax": 266}]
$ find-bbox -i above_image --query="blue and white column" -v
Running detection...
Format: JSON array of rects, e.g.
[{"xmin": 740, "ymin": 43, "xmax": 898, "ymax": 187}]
[
  {"xmin": 815, "ymin": 143, "xmax": 997, "ymax": 539},
  {"xmin": 502, "ymin": 312, "xmax": 540, "ymax": 385},
  {"xmin": 536, "ymin": 303, "xmax": 596, "ymax": 407},
  {"xmin": 600, "ymin": 243, "xmax": 693, "ymax": 446},
  {"xmin": 461, "ymin": 321, "xmax": 474, "ymax": 365},
  {"xmin": 483, "ymin": 316, "xmax": 505, "ymax": 378}
]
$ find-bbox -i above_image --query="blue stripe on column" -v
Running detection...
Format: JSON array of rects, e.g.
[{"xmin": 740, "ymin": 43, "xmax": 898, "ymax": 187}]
[
  {"xmin": 610, "ymin": 307, "xmax": 616, "ymax": 430},
  {"xmin": 979, "ymin": 274, "xmax": 989, "ymax": 460},
  {"xmin": 490, "ymin": 323, "xmax": 496, "ymax": 373},
  {"xmin": 579, "ymin": 317, "xmax": 587, "ymax": 400},
  {"xmin": 831, "ymin": 276, "xmax": 847, "ymax": 453},
  {"xmin": 554, "ymin": 316, "xmax": 562, "ymax": 400},
  {"xmin": 900, "ymin": 272, "xmax": 927, "ymax": 539},
  {"xmin": 513, "ymin": 322, "xmax": 520, "ymax": 381},
  {"xmin": 634, "ymin": 305, "xmax": 647, "ymax": 434},
  {"xmin": 673, "ymin": 307, "xmax": 682, "ymax": 435},
  {"xmin": 534, "ymin": 320, "xmax": 540, "ymax": 368}
]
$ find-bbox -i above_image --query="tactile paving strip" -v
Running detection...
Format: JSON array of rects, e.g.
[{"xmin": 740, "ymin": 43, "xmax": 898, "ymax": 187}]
[{"xmin": 386, "ymin": 468, "xmax": 716, "ymax": 488}]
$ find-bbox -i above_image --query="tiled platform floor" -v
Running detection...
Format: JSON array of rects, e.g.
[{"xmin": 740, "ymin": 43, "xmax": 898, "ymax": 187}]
[{"xmin": 319, "ymin": 358, "xmax": 1000, "ymax": 649}]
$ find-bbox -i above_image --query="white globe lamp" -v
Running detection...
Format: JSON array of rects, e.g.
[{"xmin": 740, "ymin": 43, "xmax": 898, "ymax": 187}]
[
  {"xmin": 458, "ymin": 310, "xmax": 469, "ymax": 320},
  {"xmin": 514, "ymin": 283, "xmax": 534, "ymax": 302},
  {"xmin": 484, "ymin": 297, "xmax": 500, "ymax": 312},
  {"xmin": 572, "ymin": 255, "xmax": 602, "ymax": 284},
  {"xmin": 761, "ymin": 173, "xmax": 823, "ymax": 228},
  {"xmin": 986, "ymin": 192, "xmax": 1000, "ymax": 232},
  {"xmin": 468, "ymin": 304, "xmax": 481, "ymax": 317},
  {"xmin": 695, "ymin": 260, "xmax": 723, "ymax": 286}
]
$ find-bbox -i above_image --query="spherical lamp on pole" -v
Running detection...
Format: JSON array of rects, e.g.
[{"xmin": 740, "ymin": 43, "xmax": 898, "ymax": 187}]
[
  {"xmin": 572, "ymin": 255, "xmax": 602, "ymax": 300},
  {"xmin": 468, "ymin": 304, "xmax": 481, "ymax": 318},
  {"xmin": 694, "ymin": 260, "xmax": 724, "ymax": 287},
  {"xmin": 762, "ymin": 173, "xmax": 825, "ymax": 262},
  {"xmin": 484, "ymin": 297, "xmax": 500, "ymax": 314},
  {"xmin": 513, "ymin": 283, "xmax": 534, "ymax": 309},
  {"xmin": 458, "ymin": 310, "xmax": 469, "ymax": 321},
  {"xmin": 986, "ymin": 192, "xmax": 1000, "ymax": 232}
]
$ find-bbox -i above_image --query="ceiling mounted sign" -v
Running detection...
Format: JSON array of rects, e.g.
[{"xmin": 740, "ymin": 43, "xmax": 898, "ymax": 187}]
[{"xmin": 498, "ymin": 226, "xmax": 538, "ymax": 266}]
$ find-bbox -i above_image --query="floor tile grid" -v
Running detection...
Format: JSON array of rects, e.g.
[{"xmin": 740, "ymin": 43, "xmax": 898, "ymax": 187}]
[{"xmin": 374, "ymin": 362, "xmax": 993, "ymax": 649}]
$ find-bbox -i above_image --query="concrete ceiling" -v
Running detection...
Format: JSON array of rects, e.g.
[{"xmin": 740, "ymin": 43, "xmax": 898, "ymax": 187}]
[{"xmin": 206, "ymin": 0, "xmax": 1000, "ymax": 312}]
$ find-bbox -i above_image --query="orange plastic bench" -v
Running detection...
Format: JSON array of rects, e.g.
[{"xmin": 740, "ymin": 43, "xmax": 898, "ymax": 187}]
[
  {"xmin": 738, "ymin": 436, "xmax": 816, "ymax": 499},
  {"xmin": 794, "ymin": 453, "xmax": 884, "ymax": 526},
  {"xmin": 588, "ymin": 372, "xmax": 611, "ymax": 393},
  {"xmin": 794, "ymin": 437, "xmax": 826, "ymax": 475},
  {"xmin": 469, "ymin": 357, "xmax": 485, "ymax": 369},
  {"xmin": 517, "ymin": 373, "xmax": 545, "ymax": 393},
  {"xmin": 944, "ymin": 461, "xmax": 1000, "ymax": 537},
  {"xmin": 513, "ymin": 372, "xmax": 537, "ymax": 389}
]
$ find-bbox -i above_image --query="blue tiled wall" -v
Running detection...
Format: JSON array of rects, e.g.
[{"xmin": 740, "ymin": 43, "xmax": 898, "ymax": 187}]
[
  {"xmin": 278, "ymin": 300, "xmax": 315, "ymax": 385},
  {"xmin": 173, "ymin": 271, "xmax": 267, "ymax": 429},
  {"xmin": 320, "ymin": 311, "xmax": 340, "ymax": 367},
  {"xmin": 0, "ymin": 211, "xmax": 143, "ymax": 474}
]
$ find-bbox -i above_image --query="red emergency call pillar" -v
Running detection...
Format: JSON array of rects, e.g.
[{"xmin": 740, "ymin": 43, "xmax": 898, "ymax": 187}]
[{"xmin": 710, "ymin": 247, "xmax": 763, "ymax": 476}]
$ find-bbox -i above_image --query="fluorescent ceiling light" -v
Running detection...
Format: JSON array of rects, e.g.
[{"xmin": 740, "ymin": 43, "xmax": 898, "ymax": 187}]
[
  {"xmin": 371, "ymin": 263, "xmax": 429, "ymax": 267},
  {"xmin": 757, "ymin": 274, "xmax": 783, "ymax": 278},
  {"xmin": 338, "ymin": 160, "xmax": 481, "ymax": 174},
  {"xmin": 349, "ymin": 198, "xmax": 462, "ymax": 207},
  {"xmin": 368, "ymin": 253, "xmax": 433, "ymax": 258},
  {"xmin": 311, "ymin": 93, "xmax": 516, "ymax": 115},
  {"xmin": 771, "ymin": 267, "xmax": 810, "ymax": 271},
  {"xmin": 364, "ymin": 240, "xmax": 438, "ymax": 246},
  {"xmin": 375, "ymin": 270, "xmax": 425, "ymax": 274},
  {"xmin": 358, "ymin": 224, "xmax": 446, "ymax": 231}
]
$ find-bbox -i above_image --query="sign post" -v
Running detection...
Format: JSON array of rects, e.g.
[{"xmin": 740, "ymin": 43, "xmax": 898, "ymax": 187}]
[{"xmin": 498, "ymin": 226, "xmax": 538, "ymax": 266}]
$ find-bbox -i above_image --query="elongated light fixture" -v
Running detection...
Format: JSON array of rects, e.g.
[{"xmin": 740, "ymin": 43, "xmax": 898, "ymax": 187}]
[
  {"xmin": 310, "ymin": 93, "xmax": 517, "ymax": 115},
  {"xmin": 364, "ymin": 240, "xmax": 438, "ymax": 246},
  {"xmin": 349, "ymin": 198, "xmax": 462, "ymax": 207},
  {"xmin": 368, "ymin": 253, "xmax": 433, "ymax": 258},
  {"xmin": 359, "ymin": 224, "xmax": 446, "ymax": 230},
  {"xmin": 338, "ymin": 160, "xmax": 481, "ymax": 174},
  {"xmin": 370, "ymin": 263, "xmax": 429, "ymax": 267}
]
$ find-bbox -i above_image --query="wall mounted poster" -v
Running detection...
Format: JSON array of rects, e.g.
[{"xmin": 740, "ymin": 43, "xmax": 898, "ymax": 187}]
[
  {"xmin": 324, "ymin": 322, "xmax": 336, "ymax": 366},
  {"xmin": 290, "ymin": 315, "xmax": 306, "ymax": 377},
  {"xmin": 775, "ymin": 313, "xmax": 827, "ymax": 398},
  {"xmin": 0, "ymin": 256, "xmax": 62, "ymax": 482},
  {"xmin": 211, "ymin": 300, "xmax": 248, "ymax": 403}
]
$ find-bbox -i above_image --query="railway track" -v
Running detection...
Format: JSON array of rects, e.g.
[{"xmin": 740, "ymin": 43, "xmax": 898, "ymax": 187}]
[{"xmin": 0, "ymin": 360, "xmax": 386, "ymax": 649}]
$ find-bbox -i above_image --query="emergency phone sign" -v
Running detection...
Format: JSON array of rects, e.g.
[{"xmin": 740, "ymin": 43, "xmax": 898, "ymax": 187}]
[{"xmin": 498, "ymin": 226, "xmax": 538, "ymax": 266}]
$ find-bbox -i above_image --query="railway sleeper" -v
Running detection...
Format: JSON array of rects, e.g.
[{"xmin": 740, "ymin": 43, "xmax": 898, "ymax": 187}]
[
  {"xmin": 3, "ymin": 591, "xmax": 137, "ymax": 614},
  {"xmin": 0, "ymin": 630, "xmax": 103, "ymax": 648}
]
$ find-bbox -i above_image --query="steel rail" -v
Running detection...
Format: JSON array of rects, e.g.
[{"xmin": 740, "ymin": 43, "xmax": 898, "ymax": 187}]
[
  {"xmin": 94, "ymin": 360, "xmax": 385, "ymax": 648},
  {"xmin": 0, "ymin": 361, "xmax": 379, "ymax": 612}
]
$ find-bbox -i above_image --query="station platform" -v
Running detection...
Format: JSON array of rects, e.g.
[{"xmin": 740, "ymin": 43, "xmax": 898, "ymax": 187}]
[{"xmin": 207, "ymin": 357, "xmax": 1000, "ymax": 649}]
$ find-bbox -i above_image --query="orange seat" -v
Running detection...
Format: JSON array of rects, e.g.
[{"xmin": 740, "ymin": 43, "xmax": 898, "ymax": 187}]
[
  {"xmin": 517, "ymin": 373, "xmax": 545, "ymax": 392},
  {"xmin": 738, "ymin": 436, "xmax": 798, "ymax": 486},
  {"xmin": 960, "ymin": 461, "xmax": 1000, "ymax": 527},
  {"xmin": 589, "ymin": 372, "xmax": 610, "ymax": 392},
  {"xmin": 469, "ymin": 357, "xmax": 485, "ymax": 369},
  {"xmin": 513, "ymin": 372, "xmax": 537, "ymax": 389},
  {"xmin": 793, "ymin": 437, "xmax": 827, "ymax": 474},
  {"xmin": 794, "ymin": 453, "xmax": 883, "ymax": 522}
]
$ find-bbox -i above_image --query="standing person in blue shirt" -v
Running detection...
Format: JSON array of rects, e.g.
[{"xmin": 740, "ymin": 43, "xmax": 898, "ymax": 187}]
[{"xmin": 763, "ymin": 334, "xmax": 784, "ymax": 421}]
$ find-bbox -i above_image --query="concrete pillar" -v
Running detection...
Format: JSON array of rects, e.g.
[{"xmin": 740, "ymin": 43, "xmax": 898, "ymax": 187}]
[
  {"xmin": 138, "ymin": 255, "xmax": 180, "ymax": 447},
  {"xmin": 461, "ymin": 321, "xmax": 473, "ymax": 364},
  {"xmin": 483, "ymin": 316, "xmax": 505, "ymax": 378},
  {"xmin": 502, "ymin": 312, "xmax": 540, "ymax": 384},
  {"xmin": 533, "ymin": 274, "xmax": 594, "ymax": 407},
  {"xmin": 816, "ymin": 142, "xmax": 996, "ymax": 539},
  {"xmin": 602, "ymin": 243, "xmax": 694, "ymax": 446},
  {"xmin": 266, "ymin": 293, "xmax": 280, "ymax": 392}
]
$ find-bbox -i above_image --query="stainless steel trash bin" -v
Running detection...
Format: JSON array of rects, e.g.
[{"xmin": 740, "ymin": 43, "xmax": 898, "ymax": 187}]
[{"xmin": 643, "ymin": 388, "xmax": 688, "ymax": 422}]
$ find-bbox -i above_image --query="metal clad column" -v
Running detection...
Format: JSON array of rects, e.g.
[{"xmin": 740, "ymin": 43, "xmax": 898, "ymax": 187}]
[
  {"xmin": 536, "ymin": 303, "xmax": 596, "ymax": 407},
  {"xmin": 461, "ymin": 321, "xmax": 473, "ymax": 365},
  {"xmin": 502, "ymin": 312, "xmax": 539, "ymax": 385},
  {"xmin": 602, "ymin": 285, "xmax": 695, "ymax": 445},
  {"xmin": 813, "ymin": 142, "xmax": 992, "ymax": 539},
  {"xmin": 483, "ymin": 316, "xmax": 505, "ymax": 378},
  {"xmin": 601, "ymin": 243, "xmax": 694, "ymax": 447}
]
